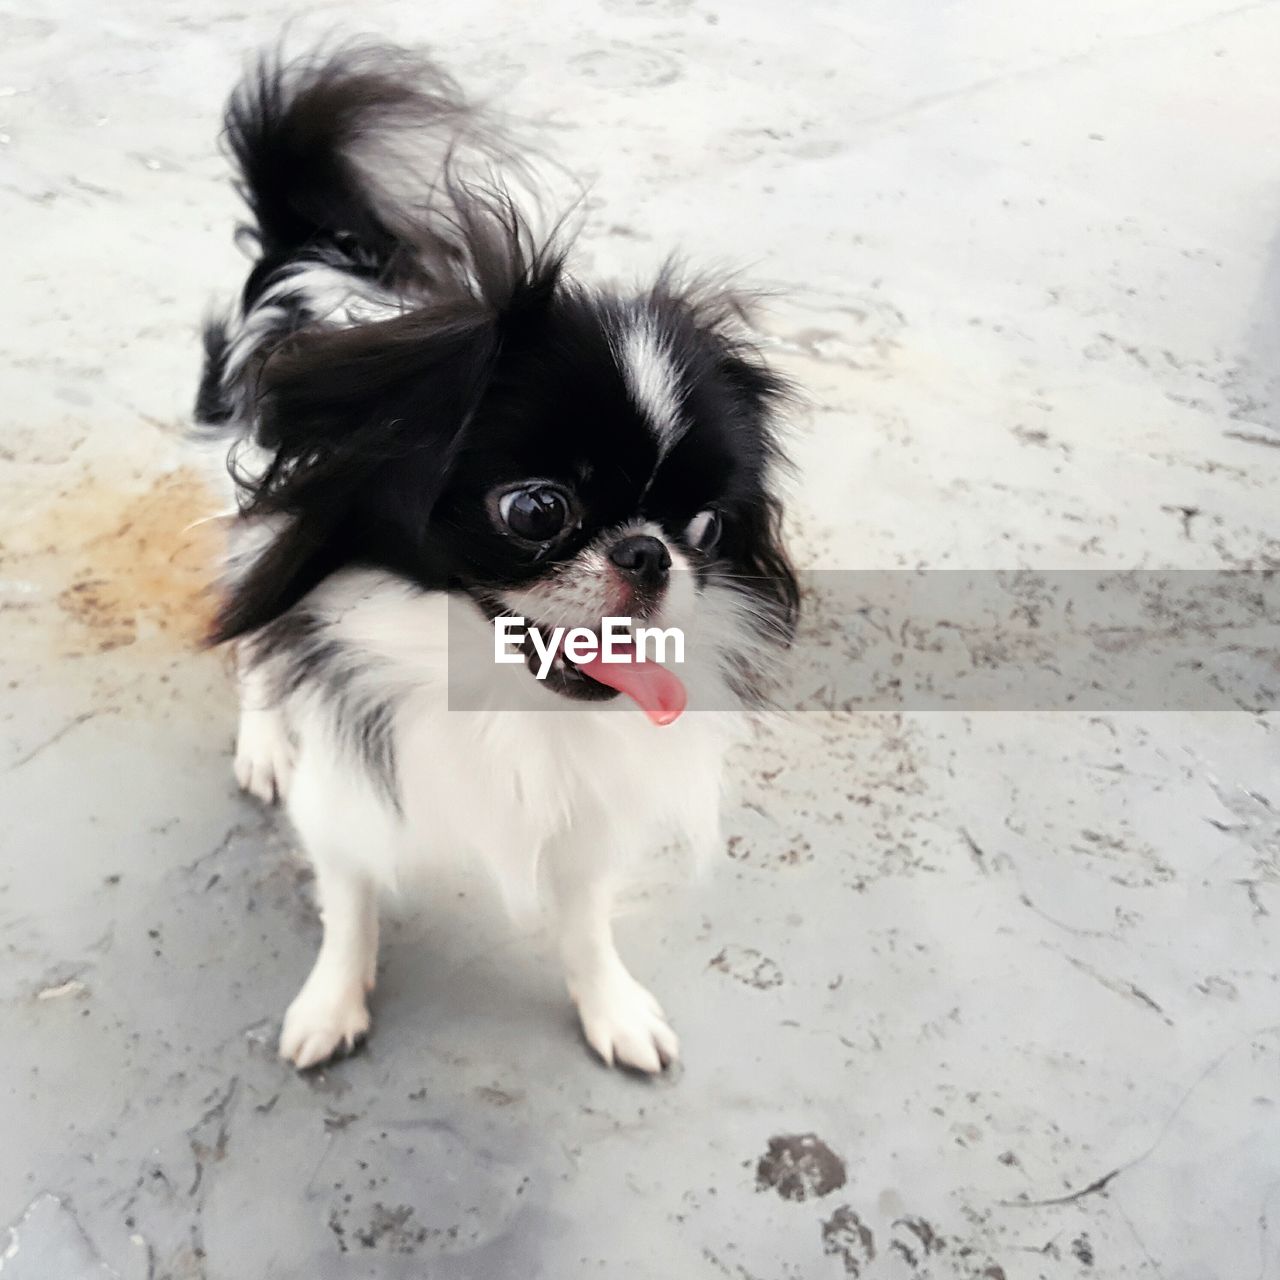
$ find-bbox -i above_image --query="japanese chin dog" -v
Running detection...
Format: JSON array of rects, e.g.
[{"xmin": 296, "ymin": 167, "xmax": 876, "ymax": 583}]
[{"xmin": 194, "ymin": 42, "xmax": 797, "ymax": 1074}]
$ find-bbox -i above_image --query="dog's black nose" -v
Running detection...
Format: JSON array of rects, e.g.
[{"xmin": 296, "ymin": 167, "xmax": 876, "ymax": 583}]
[{"xmin": 608, "ymin": 535, "xmax": 671, "ymax": 588}]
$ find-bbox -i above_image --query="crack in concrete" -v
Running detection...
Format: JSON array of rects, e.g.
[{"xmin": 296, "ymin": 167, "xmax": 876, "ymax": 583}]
[
  {"xmin": 959, "ymin": 827, "xmax": 989, "ymax": 873},
  {"xmin": 1226, "ymin": 429, "xmax": 1280, "ymax": 450},
  {"xmin": 186, "ymin": 1078, "xmax": 239, "ymax": 1198},
  {"xmin": 1003, "ymin": 1028, "xmax": 1280, "ymax": 1216},
  {"xmin": 5, "ymin": 711, "xmax": 104, "ymax": 772},
  {"xmin": 831, "ymin": 0, "xmax": 1280, "ymax": 138},
  {"xmin": 1055, "ymin": 952, "xmax": 1172, "ymax": 1024}
]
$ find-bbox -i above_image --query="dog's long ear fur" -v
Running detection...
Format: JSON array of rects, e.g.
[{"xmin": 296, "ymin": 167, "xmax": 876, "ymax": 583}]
[
  {"xmin": 717, "ymin": 355, "xmax": 800, "ymax": 646},
  {"xmin": 205, "ymin": 43, "xmax": 570, "ymax": 646},
  {"xmin": 211, "ymin": 307, "xmax": 500, "ymax": 644},
  {"xmin": 212, "ymin": 217, "xmax": 567, "ymax": 645}
]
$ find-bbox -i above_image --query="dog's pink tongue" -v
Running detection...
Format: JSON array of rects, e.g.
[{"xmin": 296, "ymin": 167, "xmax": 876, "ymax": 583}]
[{"xmin": 577, "ymin": 647, "xmax": 687, "ymax": 726}]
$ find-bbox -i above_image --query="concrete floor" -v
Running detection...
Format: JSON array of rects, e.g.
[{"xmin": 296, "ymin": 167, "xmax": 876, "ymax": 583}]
[{"xmin": 4, "ymin": 1, "xmax": 1280, "ymax": 1277}]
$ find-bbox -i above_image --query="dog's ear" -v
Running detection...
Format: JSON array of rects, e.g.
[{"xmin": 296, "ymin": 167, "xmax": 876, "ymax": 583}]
[
  {"xmin": 688, "ymin": 291, "xmax": 800, "ymax": 646},
  {"xmin": 733, "ymin": 491, "xmax": 799, "ymax": 641},
  {"xmin": 210, "ymin": 305, "xmax": 498, "ymax": 644},
  {"xmin": 716, "ymin": 344, "xmax": 800, "ymax": 644},
  {"xmin": 211, "ymin": 178, "xmax": 568, "ymax": 646}
]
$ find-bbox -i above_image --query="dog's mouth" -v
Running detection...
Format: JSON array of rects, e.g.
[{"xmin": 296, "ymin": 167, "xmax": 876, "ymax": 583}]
[
  {"xmin": 517, "ymin": 621, "xmax": 687, "ymax": 725},
  {"xmin": 519, "ymin": 624, "xmax": 616, "ymax": 702}
]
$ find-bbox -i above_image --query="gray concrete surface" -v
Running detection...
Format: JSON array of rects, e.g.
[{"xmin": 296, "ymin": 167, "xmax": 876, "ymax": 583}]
[{"xmin": 4, "ymin": 1, "xmax": 1280, "ymax": 1277}]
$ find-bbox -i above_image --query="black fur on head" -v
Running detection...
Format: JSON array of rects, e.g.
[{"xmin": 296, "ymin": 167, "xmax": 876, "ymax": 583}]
[
  {"xmin": 214, "ymin": 188, "xmax": 569, "ymax": 640},
  {"xmin": 201, "ymin": 43, "xmax": 798, "ymax": 694}
]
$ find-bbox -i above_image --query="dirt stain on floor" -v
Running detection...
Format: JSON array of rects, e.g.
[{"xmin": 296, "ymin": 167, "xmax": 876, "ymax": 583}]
[
  {"xmin": 2, "ymin": 466, "xmax": 227, "ymax": 656},
  {"xmin": 755, "ymin": 1133, "xmax": 848, "ymax": 1202}
]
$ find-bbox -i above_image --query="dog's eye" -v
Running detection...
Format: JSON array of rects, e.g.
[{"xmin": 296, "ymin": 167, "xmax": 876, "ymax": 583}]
[
  {"xmin": 497, "ymin": 485, "xmax": 572, "ymax": 542},
  {"xmin": 684, "ymin": 508, "xmax": 721, "ymax": 553}
]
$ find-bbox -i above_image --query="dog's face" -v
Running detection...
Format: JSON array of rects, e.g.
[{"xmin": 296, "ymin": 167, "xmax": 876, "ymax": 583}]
[
  {"xmin": 221, "ymin": 255, "xmax": 797, "ymax": 707},
  {"xmin": 428, "ymin": 289, "xmax": 796, "ymax": 702}
]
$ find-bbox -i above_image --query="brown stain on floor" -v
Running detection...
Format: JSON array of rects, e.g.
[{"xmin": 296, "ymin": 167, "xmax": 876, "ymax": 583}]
[{"xmin": 2, "ymin": 466, "xmax": 226, "ymax": 656}]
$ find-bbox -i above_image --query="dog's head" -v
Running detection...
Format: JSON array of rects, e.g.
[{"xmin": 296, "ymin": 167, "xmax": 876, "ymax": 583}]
[{"xmin": 218, "ymin": 203, "xmax": 798, "ymax": 711}]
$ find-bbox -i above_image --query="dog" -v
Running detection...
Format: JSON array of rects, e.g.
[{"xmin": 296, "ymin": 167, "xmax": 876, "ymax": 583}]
[{"xmin": 194, "ymin": 42, "xmax": 798, "ymax": 1073}]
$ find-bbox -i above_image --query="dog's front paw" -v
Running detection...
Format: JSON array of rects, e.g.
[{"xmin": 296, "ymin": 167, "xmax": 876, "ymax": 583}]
[
  {"xmin": 279, "ymin": 978, "xmax": 370, "ymax": 1070},
  {"xmin": 571, "ymin": 968, "xmax": 679, "ymax": 1074},
  {"xmin": 234, "ymin": 708, "xmax": 293, "ymax": 805}
]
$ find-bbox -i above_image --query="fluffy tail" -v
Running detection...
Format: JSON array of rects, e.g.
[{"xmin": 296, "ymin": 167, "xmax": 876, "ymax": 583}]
[
  {"xmin": 226, "ymin": 43, "xmax": 480, "ymax": 286},
  {"xmin": 194, "ymin": 42, "xmax": 514, "ymax": 429}
]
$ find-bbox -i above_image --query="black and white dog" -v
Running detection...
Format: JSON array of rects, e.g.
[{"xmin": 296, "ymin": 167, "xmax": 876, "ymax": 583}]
[{"xmin": 195, "ymin": 43, "xmax": 797, "ymax": 1073}]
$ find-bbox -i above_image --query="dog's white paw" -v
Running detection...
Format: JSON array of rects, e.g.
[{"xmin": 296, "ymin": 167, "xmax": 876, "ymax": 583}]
[
  {"xmin": 234, "ymin": 708, "xmax": 293, "ymax": 805},
  {"xmin": 572, "ymin": 968, "xmax": 679, "ymax": 1074},
  {"xmin": 279, "ymin": 978, "xmax": 370, "ymax": 1070}
]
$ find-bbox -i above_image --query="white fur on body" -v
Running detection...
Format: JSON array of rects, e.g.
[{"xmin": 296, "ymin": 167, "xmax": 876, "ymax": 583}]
[{"xmin": 236, "ymin": 567, "xmax": 740, "ymax": 1072}]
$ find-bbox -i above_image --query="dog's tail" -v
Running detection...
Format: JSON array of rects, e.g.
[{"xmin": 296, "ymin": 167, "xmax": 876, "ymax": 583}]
[
  {"xmin": 227, "ymin": 43, "xmax": 486, "ymax": 287},
  {"xmin": 194, "ymin": 42, "xmax": 525, "ymax": 430}
]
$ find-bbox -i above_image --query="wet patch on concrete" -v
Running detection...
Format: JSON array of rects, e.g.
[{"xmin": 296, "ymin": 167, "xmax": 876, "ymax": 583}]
[
  {"xmin": 820, "ymin": 1204, "xmax": 876, "ymax": 1276},
  {"xmin": 754, "ymin": 1133, "xmax": 847, "ymax": 1202}
]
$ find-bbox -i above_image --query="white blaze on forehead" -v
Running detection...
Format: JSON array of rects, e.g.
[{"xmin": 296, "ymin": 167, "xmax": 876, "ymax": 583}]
[{"xmin": 617, "ymin": 315, "xmax": 688, "ymax": 457}]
